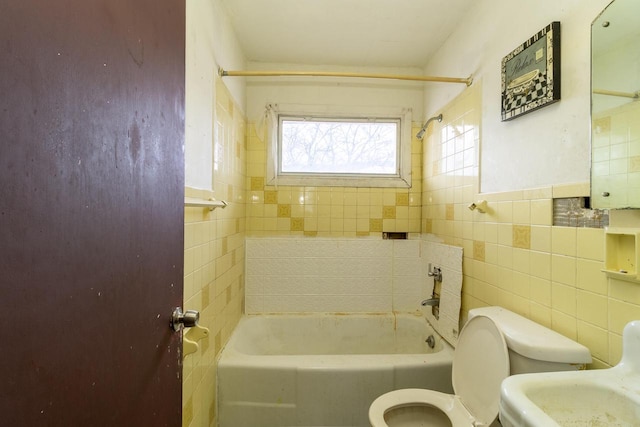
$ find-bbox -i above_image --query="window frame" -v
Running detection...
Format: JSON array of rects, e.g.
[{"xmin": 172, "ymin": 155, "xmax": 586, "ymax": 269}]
[{"xmin": 267, "ymin": 106, "xmax": 412, "ymax": 188}]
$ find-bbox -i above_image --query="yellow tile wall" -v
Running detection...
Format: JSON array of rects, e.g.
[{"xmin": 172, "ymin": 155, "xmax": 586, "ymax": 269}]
[
  {"xmin": 184, "ymin": 76, "xmax": 640, "ymax": 426},
  {"xmin": 422, "ymin": 82, "xmax": 640, "ymax": 369},
  {"xmin": 592, "ymin": 101, "xmax": 640, "ymax": 207},
  {"xmin": 245, "ymin": 120, "xmax": 424, "ymax": 237},
  {"xmin": 183, "ymin": 78, "xmax": 246, "ymax": 427}
]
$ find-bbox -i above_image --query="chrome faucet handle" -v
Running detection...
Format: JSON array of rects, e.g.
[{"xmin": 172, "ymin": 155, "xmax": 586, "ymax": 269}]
[{"xmin": 427, "ymin": 264, "xmax": 442, "ymax": 282}]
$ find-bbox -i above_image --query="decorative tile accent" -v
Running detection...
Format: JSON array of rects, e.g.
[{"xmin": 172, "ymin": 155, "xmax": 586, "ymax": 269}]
[
  {"xmin": 382, "ymin": 206, "xmax": 396, "ymax": 219},
  {"xmin": 369, "ymin": 218, "xmax": 383, "ymax": 232},
  {"xmin": 446, "ymin": 203, "xmax": 454, "ymax": 220},
  {"xmin": 201, "ymin": 285, "xmax": 210, "ymax": 309},
  {"xmin": 250, "ymin": 176, "xmax": 264, "ymax": 191},
  {"xmin": 396, "ymin": 193, "xmax": 409, "ymax": 206},
  {"xmin": 473, "ymin": 240, "xmax": 486, "ymax": 261},
  {"xmin": 291, "ymin": 217, "xmax": 304, "ymax": 231},
  {"xmin": 264, "ymin": 190, "xmax": 278, "ymax": 204},
  {"xmin": 277, "ymin": 204, "xmax": 291, "ymax": 218},
  {"xmin": 513, "ymin": 225, "xmax": 531, "ymax": 249}
]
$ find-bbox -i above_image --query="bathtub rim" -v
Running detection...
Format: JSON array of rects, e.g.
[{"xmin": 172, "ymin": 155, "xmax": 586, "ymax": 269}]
[{"xmin": 217, "ymin": 312, "xmax": 454, "ymax": 369}]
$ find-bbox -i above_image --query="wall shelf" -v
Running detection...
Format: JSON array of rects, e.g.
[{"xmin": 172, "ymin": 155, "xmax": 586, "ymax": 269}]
[
  {"xmin": 603, "ymin": 228, "xmax": 640, "ymax": 283},
  {"xmin": 184, "ymin": 197, "xmax": 227, "ymax": 211}
]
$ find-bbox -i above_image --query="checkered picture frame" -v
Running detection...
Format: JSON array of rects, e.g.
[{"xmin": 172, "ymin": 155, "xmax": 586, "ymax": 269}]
[{"xmin": 501, "ymin": 22, "xmax": 561, "ymax": 121}]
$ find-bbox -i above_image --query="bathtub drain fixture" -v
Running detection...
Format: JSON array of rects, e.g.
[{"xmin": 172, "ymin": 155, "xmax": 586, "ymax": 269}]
[{"xmin": 425, "ymin": 335, "xmax": 435, "ymax": 349}]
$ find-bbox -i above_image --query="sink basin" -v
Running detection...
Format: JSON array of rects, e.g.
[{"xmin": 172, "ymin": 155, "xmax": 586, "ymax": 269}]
[{"xmin": 499, "ymin": 320, "xmax": 640, "ymax": 427}]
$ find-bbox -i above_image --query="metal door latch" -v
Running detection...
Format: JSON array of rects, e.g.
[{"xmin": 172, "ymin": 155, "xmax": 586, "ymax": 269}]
[{"xmin": 171, "ymin": 307, "xmax": 199, "ymax": 331}]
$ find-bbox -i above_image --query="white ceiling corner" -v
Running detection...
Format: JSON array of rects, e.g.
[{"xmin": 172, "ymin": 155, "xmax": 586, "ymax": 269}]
[{"xmin": 219, "ymin": 0, "xmax": 473, "ymax": 68}]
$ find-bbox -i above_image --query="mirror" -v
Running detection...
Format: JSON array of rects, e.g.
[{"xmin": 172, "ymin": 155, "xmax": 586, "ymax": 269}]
[{"xmin": 591, "ymin": 0, "xmax": 640, "ymax": 208}]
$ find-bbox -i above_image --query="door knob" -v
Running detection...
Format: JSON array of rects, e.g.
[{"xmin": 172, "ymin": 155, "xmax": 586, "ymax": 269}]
[{"xmin": 171, "ymin": 307, "xmax": 200, "ymax": 331}]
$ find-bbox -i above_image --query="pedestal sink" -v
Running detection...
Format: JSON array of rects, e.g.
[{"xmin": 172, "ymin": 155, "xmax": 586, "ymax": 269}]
[{"xmin": 499, "ymin": 320, "xmax": 640, "ymax": 427}]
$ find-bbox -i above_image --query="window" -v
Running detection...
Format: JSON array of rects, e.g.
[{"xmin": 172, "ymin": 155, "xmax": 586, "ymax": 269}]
[
  {"xmin": 280, "ymin": 116, "xmax": 399, "ymax": 175},
  {"xmin": 267, "ymin": 106, "xmax": 412, "ymax": 188}
]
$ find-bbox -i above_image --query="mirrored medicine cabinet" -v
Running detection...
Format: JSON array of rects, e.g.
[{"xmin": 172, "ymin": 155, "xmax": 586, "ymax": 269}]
[{"xmin": 591, "ymin": 0, "xmax": 640, "ymax": 208}]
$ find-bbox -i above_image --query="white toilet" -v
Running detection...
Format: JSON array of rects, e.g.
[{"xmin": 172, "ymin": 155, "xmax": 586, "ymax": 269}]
[{"xmin": 369, "ymin": 307, "xmax": 592, "ymax": 427}]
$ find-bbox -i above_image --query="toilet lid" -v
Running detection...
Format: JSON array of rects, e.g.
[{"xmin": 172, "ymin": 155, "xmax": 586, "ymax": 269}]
[{"xmin": 452, "ymin": 314, "xmax": 509, "ymax": 426}]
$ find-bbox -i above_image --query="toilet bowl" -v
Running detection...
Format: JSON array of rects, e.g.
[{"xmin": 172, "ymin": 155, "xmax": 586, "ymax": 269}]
[{"xmin": 369, "ymin": 315, "xmax": 509, "ymax": 427}]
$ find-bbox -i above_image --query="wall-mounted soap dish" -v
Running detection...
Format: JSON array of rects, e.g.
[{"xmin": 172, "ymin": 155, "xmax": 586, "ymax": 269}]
[{"xmin": 603, "ymin": 228, "xmax": 640, "ymax": 283}]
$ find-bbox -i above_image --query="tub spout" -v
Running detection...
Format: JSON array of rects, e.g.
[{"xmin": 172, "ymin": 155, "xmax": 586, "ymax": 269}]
[
  {"xmin": 421, "ymin": 298, "xmax": 440, "ymax": 307},
  {"xmin": 421, "ymin": 297, "xmax": 440, "ymax": 320}
]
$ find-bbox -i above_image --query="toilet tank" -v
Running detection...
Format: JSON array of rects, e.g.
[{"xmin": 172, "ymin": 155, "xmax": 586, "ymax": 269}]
[{"xmin": 468, "ymin": 307, "xmax": 592, "ymax": 373}]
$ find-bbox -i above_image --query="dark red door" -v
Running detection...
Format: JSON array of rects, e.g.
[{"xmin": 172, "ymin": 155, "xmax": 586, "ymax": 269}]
[{"xmin": 0, "ymin": 1, "xmax": 185, "ymax": 425}]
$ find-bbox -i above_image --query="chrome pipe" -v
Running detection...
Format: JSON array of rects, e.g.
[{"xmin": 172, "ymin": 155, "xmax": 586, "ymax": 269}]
[{"xmin": 416, "ymin": 113, "xmax": 443, "ymax": 140}]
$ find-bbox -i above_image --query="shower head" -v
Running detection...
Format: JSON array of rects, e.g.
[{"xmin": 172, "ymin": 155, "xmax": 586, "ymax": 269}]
[{"xmin": 416, "ymin": 114, "xmax": 443, "ymax": 139}]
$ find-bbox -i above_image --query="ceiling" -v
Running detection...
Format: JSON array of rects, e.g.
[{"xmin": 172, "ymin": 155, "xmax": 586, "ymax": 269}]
[{"xmin": 219, "ymin": 0, "xmax": 472, "ymax": 68}]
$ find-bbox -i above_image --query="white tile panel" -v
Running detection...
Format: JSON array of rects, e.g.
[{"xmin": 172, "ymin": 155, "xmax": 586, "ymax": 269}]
[
  {"xmin": 245, "ymin": 295, "xmax": 264, "ymax": 314},
  {"xmin": 392, "ymin": 240, "xmax": 421, "ymax": 258},
  {"xmin": 245, "ymin": 238, "xmax": 461, "ymax": 316}
]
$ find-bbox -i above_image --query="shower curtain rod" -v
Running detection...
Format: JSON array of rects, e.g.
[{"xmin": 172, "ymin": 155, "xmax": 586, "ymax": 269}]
[{"xmin": 218, "ymin": 68, "xmax": 473, "ymax": 86}]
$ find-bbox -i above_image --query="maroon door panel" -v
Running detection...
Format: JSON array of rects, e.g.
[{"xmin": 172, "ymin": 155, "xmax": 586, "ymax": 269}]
[{"xmin": 0, "ymin": 1, "xmax": 185, "ymax": 425}]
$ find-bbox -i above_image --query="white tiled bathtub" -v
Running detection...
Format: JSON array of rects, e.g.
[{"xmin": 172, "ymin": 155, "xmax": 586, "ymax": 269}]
[{"xmin": 217, "ymin": 313, "xmax": 454, "ymax": 427}]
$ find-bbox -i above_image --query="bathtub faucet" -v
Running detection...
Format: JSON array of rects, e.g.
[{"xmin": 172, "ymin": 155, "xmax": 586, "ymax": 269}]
[
  {"xmin": 427, "ymin": 265, "xmax": 442, "ymax": 282},
  {"xmin": 424, "ymin": 263, "xmax": 441, "ymax": 319},
  {"xmin": 421, "ymin": 296, "xmax": 440, "ymax": 320},
  {"xmin": 421, "ymin": 297, "xmax": 440, "ymax": 307}
]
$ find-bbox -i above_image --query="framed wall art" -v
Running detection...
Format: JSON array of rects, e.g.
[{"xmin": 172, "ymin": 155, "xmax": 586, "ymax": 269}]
[{"xmin": 501, "ymin": 21, "xmax": 561, "ymax": 121}]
